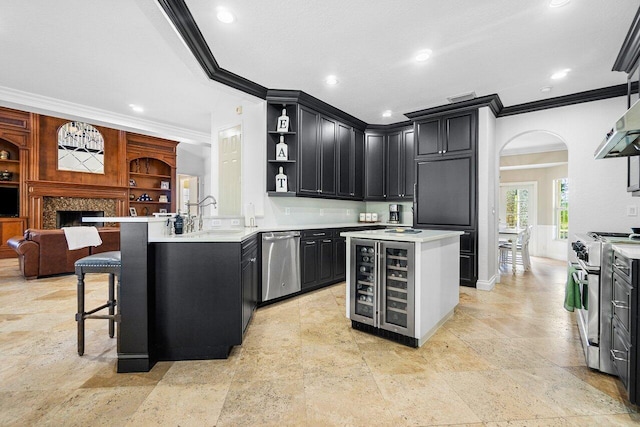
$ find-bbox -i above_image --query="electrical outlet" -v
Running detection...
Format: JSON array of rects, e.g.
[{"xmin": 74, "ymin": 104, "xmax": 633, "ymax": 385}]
[
  {"xmin": 319, "ymin": 209, "xmax": 324, "ymax": 216},
  {"xmin": 285, "ymin": 207, "xmax": 290, "ymax": 215},
  {"xmin": 628, "ymin": 205, "xmax": 638, "ymax": 217},
  {"xmin": 212, "ymin": 219, "xmax": 221, "ymax": 226},
  {"xmin": 231, "ymin": 219, "xmax": 240, "ymax": 225}
]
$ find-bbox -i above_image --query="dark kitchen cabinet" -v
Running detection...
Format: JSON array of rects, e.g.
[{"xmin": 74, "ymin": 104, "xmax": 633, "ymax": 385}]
[
  {"xmin": 301, "ymin": 238, "xmax": 318, "ymax": 289},
  {"xmin": 319, "ymin": 237, "xmax": 334, "ymax": 283},
  {"xmin": 298, "ymin": 106, "xmax": 321, "ymax": 196},
  {"xmin": 298, "ymin": 107, "xmax": 336, "ymax": 197},
  {"xmin": 365, "ymin": 132, "xmax": 386, "ymax": 200},
  {"xmin": 334, "ymin": 232, "xmax": 346, "ymax": 281},
  {"xmin": 415, "ymin": 156, "xmax": 475, "ymax": 227},
  {"xmin": 337, "ymin": 125, "xmax": 364, "ymax": 200},
  {"xmin": 610, "ymin": 250, "xmax": 639, "ymax": 405},
  {"xmin": 241, "ymin": 236, "xmax": 258, "ymax": 334},
  {"xmin": 301, "ymin": 230, "xmax": 335, "ymax": 290},
  {"xmin": 387, "ymin": 127, "xmax": 415, "ymax": 200},
  {"xmin": 413, "ymin": 107, "xmax": 478, "ymax": 287},
  {"xmin": 416, "ymin": 110, "xmax": 476, "ymax": 158}
]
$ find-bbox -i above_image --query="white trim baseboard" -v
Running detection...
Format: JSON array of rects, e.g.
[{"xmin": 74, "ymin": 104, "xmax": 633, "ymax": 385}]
[{"xmin": 476, "ymin": 274, "xmax": 496, "ymax": 291}]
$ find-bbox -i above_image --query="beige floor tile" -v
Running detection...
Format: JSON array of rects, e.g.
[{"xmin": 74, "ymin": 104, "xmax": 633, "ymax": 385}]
[
  {"xmin": 374, "ymin": 371, "xmax": 482, "ymax": 425},
  {"xmin": 160, "ymin": 356, "xmax": 240, "ymax": 386},
  {"xmin": 125, "ymin": 383, "xmax": 229, "ymax": 426},
  {"xmin": 35, "ymin": 386, "xmax": 153, "ymax": 426},
  {"xmin": 460, "ymin": 338, "xmax": 557, "ymax": 370},
  {"xmin": 564, "ymin": 413, "xmax": 640, "ymax": 426},
  {"xmin": 217, "ymin": 379, "xmax": 307, "ymax": 426},
  {"xmin": 418, "ymin": 335, "xmax": 494, "ymax": 372},
  {"xmin": 234, "ymin": 346, "xmax": 304, "ymax": 382},
  {"xmin": 442, "ymin": 369, "xmax": 565, "ymax": 422}
]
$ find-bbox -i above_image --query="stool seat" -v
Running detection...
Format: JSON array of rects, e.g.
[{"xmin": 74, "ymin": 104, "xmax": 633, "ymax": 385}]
[
  {"xmin": 75, "ymin": 251, "xmax": 121, "ymax": 269},
  {"xmin": 75, "ymin": 250, "xmax": 121, "ymax": 356}
]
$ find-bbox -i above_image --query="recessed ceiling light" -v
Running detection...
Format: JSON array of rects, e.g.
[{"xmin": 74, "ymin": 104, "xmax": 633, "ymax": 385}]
[
  {"xmin": 549, "ymin": 0, "xmax": 570, "ymax": 8},
  {"xmin": 382, "ymin": 110, "xmax": 392, "ymax": 118},
  {"xmin": 551, "ymin": 69, "xmax": 571, "ymax": 80},
  {"xmin": 129, "ymin": 104, "xmax": 144, "ymax": 113},
  {"xmin": 415, "ymin": 49, "xmax": 433, "ymax": 62},
  {"xmin": 216, "ymin": 9, "xmax": 235, "ymax": 24},
  {"xmin": 540, "ymin": 86, "xmax": 553, "ymax": 93},
  {"xmin": 325, "ymin": 75, "xmax": 338, "ymax": 85}
]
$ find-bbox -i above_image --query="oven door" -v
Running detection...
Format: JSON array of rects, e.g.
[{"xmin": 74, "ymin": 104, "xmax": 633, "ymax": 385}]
[{"xmin": 572, "ymin": 260, "xmax": 601, "ymax": 370}]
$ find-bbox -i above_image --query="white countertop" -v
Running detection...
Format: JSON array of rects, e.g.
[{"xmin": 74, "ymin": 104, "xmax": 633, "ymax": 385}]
[
  {"xmin": 612, "ymin": 243, "xmax": 640, "ymax": 259},
  {"xmin": 340, "ymin": 228, "xmax": 464, "ymax": 243},
  {"xmin": 82, "ymin": 216, "xmax": 413, "ymax": 243}
]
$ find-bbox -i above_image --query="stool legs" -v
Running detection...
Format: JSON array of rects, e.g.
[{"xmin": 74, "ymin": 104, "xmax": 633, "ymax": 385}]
[
  {"xmin": 108, "ymin": 273, "xmax": 115, "ymax": 338},
  {"xmin": 76, "ymin": 272, "xmax": 85, "ymax": 356},
  {"xmin": 75, "ymin": 271, "xmax": 119, "ymax": 356}
]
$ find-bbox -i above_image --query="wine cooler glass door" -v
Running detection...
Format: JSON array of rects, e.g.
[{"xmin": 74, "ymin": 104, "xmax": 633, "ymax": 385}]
[
  {"xmin": 380, "ymin": 242, "xmax": 415, "ymax": 336},
  {"xmin": 350, "ymin": 239, "xmax": 376, "ymax": 325}
]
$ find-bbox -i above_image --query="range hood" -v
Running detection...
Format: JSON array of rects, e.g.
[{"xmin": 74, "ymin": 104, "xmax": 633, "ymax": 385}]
[{"xmin": 595, "ymin": 99, "xmax": 640, "ymax": 159}]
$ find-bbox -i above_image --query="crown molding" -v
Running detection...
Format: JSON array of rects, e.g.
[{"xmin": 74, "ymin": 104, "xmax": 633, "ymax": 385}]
[
  {"xmin": 0, "ymin": 86, "xmax": 211, "ymax": 146},
  {"xmin": 404, "ymin": 94, "xmax": 503, "ymax": 120},
  {"xmin": 157, "ymin": 0, "xmax": 268, "ymax": 100},
  {"xmin": 613, "ymin": 6, "xmax": 640, "ymax": 73},
  {"xmin": 499, "ymin": 83, "xmax": 636, "ymax": 117}
]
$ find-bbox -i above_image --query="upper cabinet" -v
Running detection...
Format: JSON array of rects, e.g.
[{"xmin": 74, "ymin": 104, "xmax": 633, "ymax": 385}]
[
  {"xmin": 416, "ymin": 110, "xmax": 476, "ymax": 158},
  {"xmin": 364, "ymin": 125, "xmax": 413, "ymax": 201},
  {"xmin": 265, "ymin": 90, "xmax": 366, "ymax": 200}
]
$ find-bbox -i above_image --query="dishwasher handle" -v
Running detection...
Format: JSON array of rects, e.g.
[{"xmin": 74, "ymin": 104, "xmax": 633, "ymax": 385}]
[{"xmin": 262, "ymin": 231, "xmax": 300, "ymax": 241}]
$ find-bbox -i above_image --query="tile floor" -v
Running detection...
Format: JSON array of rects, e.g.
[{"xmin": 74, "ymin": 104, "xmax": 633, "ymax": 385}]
[{"xmin": 1, "ymin": 256, "xmax": 639, "ymax": 426}]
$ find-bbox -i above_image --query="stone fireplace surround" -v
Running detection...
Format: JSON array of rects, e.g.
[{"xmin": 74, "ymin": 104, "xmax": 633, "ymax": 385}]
[{"xmin": 42, "ymin": 197, "xmax": 116, "ymax": 229}]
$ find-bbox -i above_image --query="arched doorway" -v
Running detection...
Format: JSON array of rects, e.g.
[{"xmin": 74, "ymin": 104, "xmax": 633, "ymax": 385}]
[{"xmin": 497, "ymin": 130, "xmax": 569, "ymax": 274}]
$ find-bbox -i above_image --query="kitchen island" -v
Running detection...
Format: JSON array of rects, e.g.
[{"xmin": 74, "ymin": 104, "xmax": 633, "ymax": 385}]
[
  {"xmin": 83, "ymin": 217, "xmax": 406, "ymax": 372},
  {"xmin": 341, "ymin": 228, "xmax": 463, "ymax": 347}
]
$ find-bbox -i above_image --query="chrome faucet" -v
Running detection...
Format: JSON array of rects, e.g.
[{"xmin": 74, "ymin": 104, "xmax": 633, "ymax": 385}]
[{"xmin": 186, "ymin": 195, "xmax": 218, "ymax": 231}]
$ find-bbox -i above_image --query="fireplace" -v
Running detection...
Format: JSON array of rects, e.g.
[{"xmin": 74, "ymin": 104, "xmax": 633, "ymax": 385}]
[
  {"xmin": 56, "ymin": 211, "xmax": 104, "ymax": 228},
  {"xmin": 42, "ymin": 196, "xmax": 117, "ymax": 229}
]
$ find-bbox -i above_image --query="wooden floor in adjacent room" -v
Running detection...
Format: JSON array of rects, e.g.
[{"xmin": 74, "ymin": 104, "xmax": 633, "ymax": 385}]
[{"xmin": 0, "ymin": 256, "xmax": 638, "ymax": 426}]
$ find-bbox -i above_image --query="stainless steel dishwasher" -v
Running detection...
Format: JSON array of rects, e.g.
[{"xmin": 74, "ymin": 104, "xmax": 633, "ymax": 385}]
[{"xmin": 262, "ymin": 231, "xmax": 301, "ymax": 302}]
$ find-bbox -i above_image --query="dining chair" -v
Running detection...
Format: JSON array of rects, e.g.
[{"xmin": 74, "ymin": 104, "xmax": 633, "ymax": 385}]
[{"xmin": 498, "ymin": 225, "xmax": 532, "ymax": 271}]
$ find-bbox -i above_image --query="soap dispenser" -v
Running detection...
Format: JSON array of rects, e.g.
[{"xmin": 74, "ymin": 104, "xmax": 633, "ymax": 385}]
[{"xmin": 174, "ymin": 214, "xmax": 184, "ymax": 235}]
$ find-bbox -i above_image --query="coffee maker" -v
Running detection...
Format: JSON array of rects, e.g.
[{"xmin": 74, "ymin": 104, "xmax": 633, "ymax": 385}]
[{"xmin": 389, "ymin": 204, "xmax": 401, "ymax": 224}]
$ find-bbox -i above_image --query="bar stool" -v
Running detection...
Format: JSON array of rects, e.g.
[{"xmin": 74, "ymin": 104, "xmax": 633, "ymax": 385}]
[{"xmin": 74, "ymin": 251, "xmax": 121, "ymax": 356}]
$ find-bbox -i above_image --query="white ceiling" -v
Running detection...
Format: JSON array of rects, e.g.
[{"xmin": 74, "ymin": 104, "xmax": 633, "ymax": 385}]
[{"xmin": 0, "ymin": 0, "xmax": 638, "ymax": 145}]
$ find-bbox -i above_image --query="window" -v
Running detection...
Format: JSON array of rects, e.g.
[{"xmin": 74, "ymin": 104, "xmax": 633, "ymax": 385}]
[
  {"xmin": 504, "ymin": 188, "xmax": 529, "ymax": 229},
  {"xmin": 554, "ymin": 178, "xmax": 569, "ymax": 240}
]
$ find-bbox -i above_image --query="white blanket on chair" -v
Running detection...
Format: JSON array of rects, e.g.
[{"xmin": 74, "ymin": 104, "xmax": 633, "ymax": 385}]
[{"xmin": 62, "ymin": 226, "xmax": 103, "ymax": 250}]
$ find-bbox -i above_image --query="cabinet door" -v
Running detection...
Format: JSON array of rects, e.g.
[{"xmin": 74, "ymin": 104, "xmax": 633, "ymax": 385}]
[
  {"xmin": 416, "ymin": 118, "xmax": 440, "ymax": 156},
  {"xmin": 337, "ymin": 123, "xmax": 352, "ymax": 198},
  {"xmin": 365, "ymin": 133, "xmax": 386, "ymax": 200},
  {"xmin": 443, "ymin": 111, "xmax": 475, "ymax": 155},
  {"xmin": 386, "ymin": 131, "xmax": 402, "ymax": 200},
  {"xmin": 403, "ymin": 129, "xmax": 415, "ymax": 199},
  {"xmin": 301, "ymin": 240, "xmax": 318, "ymax": 289},
  {"xmin": 415, "ymin": 156, "xmax": 474, "ymax": 227},
  {"xmin": 318, "ymin": 238, "xmax": 334, "ymax": 283},
  {"xmin": 320, "ymin": 117, "xmax": 336, "ymax": 196},
  {"xmin": 333, "ymin": 237, "xmax": 346, "ymax": 281},
  {"xmin": 241, "ymin": 246, "xmax": 257, "ymax": 334},
  {"xmin": 298, "ymin": 107, "xmax": 320, "ymax": 195},
  {"xmin": 353, "ymin": 129, "xmax": 365, "ymax": 199}
]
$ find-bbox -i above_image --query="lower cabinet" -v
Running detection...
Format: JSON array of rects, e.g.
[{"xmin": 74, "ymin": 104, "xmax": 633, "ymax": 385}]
[
  {"xmin": 0, "ymin": 217, "xmax": 27, "ymax": 259},
  {"xmin": 610, "ymin": 250, "xmax": 639, "ymax": 404},
  {"xmin": 333, "ymin": 232, "xmax": 346, "ymax": 281},
  {"xmin": 301, "ymin": 230, "xmax": 334, "ymax": 290},
  {"xmin": 152, "ymin": 237, "xmax": 258, "ymax": 361},
  {"xmin": 241, "ymin": 236, "xmax": 259, "ymax": 334}
]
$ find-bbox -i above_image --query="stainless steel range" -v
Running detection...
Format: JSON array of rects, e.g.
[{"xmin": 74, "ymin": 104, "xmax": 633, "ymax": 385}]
[{"xmin": 571, "ymin": 231, "xmax": 637, "ymax": 375}]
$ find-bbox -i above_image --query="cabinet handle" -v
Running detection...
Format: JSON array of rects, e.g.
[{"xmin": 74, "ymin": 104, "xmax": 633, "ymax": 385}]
[
  {"xmin": 443, "ymin": 149, "xmax": 447, "ymax": 153},
  {"xmin": 305, "ymin": 241, "xmax": 316, "ymax": 245},
  {"xmin": 312, "ymin": 233, "xmax": 325, "ymax": 236},
  {"xmin": 250, "ymin": 257, "xmax": 256, "ymax": 263},
  {"xmin": 438, "ymin": 150, "xmax": 442, "ymax": 154},
  {"xmin": 611, "ymin": 349, "xmax": 628, "ymax": 362},
  {"xmin": 322, "ymin": 239, "xmax": 332, "ymax": 243},
  {"xmin": 612, "ymin": 300, "xmax": 629, "ymax": 310}
]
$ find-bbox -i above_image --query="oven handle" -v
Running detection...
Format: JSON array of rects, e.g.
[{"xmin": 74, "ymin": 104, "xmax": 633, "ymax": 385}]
[
  {"xmin": 611, "ymin": 300, "xmax": 629, "ymax": 310},
  {"xmin": 610, "ymin": 349, "xmax": 628, "ymax": 363},
  {"xmin": 572, "ymin": 272, "xmax": 587, "ymax": 286},
  {"xmin": 575, "ymin": 258, "xmax": 600, "ymax": 275}
]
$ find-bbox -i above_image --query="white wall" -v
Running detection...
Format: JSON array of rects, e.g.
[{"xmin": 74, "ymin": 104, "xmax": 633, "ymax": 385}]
[
  {"xmin": 477, "ymin": 107, "xmax": 498, "ymax": 290},
  {"xmin": 480, "ymin": 96, "xmax": 631, "ymax": 283}
]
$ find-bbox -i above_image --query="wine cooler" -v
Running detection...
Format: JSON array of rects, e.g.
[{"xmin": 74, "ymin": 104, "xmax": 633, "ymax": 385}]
[{"xmin": 350, "ymin": 238, "xmax": 415, "ymax": 337}]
